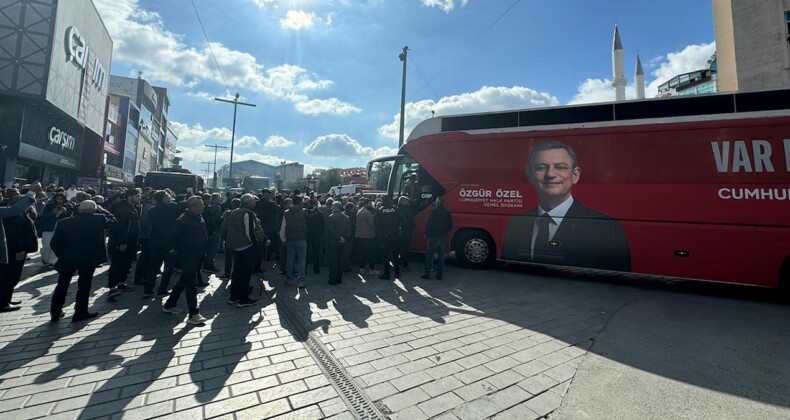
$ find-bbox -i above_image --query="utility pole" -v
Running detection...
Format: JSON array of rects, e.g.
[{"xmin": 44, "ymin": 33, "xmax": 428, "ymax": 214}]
[
  {"xmin": 398, "ymin": 46, "xmax": 409, "ymax": 148},
  {"xmin": 205, "ymin": 143, "xmax": 227, "ymax": 189},
  {"xmin": 201, "ymin": 161, "xmax": 212, "ymax": 183},
  {"xmin": 215, "ymin": 93, "xmax": 255, "ymax": 188}
]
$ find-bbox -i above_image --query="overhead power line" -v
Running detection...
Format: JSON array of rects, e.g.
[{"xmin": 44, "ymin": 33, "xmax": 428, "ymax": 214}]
[
  {"xmin": 407, "ymin": 0, "xmax": 524, "ymax": 103},
  {"xmin": 191, "ymin": 0, "xmax": 230, "ymax": 93}
]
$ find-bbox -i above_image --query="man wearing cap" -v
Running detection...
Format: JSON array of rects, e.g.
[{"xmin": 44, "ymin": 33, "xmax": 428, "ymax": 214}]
[{"xmin": 49, "ymin": 200, "xmax": 117, "ymax": 322}]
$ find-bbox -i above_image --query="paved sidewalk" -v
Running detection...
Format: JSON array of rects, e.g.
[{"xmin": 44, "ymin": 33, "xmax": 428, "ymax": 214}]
[
  {"xmin": 0, "ymin": 254, "xmax": 352, "ymax": 419},
  {"xmin": 3, "ymin": 251, "xmax": 787, "ymax": 419}
]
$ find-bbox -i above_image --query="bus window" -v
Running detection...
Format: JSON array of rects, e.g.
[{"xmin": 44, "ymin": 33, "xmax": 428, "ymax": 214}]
[{"xmin": 392, "ymin": 158, "xmax": 443, "ymax": 211}]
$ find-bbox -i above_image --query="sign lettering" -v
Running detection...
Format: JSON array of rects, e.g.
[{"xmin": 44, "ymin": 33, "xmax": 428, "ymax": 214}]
[
  {"xmin": 65, "ymin": 26, "xmax": 106, "ymax": 90},
  {"xmin": 49, "ymin": 126, "xmax": 76, "ymax": 151}
]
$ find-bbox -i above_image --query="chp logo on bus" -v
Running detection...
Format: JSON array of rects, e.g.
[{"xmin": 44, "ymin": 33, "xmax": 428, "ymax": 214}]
[{"xmin": 456, "ymin": 185, "xmax": 524, "ymax": 210}]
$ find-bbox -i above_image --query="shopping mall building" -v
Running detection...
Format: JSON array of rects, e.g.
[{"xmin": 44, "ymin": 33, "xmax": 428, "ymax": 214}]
[{"xmin": 0, "ymin": 0, "xmax": 112, "ymax": 187}]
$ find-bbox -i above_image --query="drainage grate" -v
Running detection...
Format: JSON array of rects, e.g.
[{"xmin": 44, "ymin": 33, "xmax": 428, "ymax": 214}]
[{"xmin": 264, "ymin": 289, "xmax": 386, "ymax": 420}]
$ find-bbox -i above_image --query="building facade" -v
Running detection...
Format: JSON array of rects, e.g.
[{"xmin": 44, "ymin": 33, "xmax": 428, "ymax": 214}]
[
  {"xmin": 714, "ymin": 0, "xmax": 790, "ymax": 92},
  {"xmin": 0, "ymin": 0, "xmax": 112, "ymax": 186},
  {"xmin": 105, "ymin": 75, "xmax": 174, "ymax": 183},
  {"xmin": 216, "ymin": 160, "xmax": 277, "ymax": 188}
]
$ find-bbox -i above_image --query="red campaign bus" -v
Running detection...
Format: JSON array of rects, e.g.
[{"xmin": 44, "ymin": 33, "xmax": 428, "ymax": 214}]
[{"xmin": 368, "ymin": 89, "xmax": 790, "ymax": 289}]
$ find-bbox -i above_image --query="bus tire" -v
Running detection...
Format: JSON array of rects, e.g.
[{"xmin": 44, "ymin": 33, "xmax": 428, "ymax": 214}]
[
  {"xmin": 780, "ymin": 257, "xmax": 790, "ymax": 298},
  {"xmin": 454, "ymin": 230, "xmax": 495, "ymax": 269}
]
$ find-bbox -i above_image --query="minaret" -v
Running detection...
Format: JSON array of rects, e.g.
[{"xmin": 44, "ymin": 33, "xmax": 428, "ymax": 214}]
[
  {"xmin": 612, "ymin": 25, "xmax": 626, "ymax": 101},
  {"xmin": 635, "ymin": 54, "xmax": 645, "ymax": 99}
]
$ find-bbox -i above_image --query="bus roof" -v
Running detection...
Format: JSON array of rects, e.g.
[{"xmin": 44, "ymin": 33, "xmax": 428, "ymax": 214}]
[{"xmin": 407, "ymin": 88, "xmax": 790, "ymax": 142}]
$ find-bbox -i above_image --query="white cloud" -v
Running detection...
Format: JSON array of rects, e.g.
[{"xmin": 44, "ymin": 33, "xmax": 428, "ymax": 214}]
[
  {"xmin": 264, "ymin": 135, "xmax": 296, "ymax": 148},
  {"xmin": 281, "ymin": 10, "xmax": 316, "ymax": 30},
  {"xmin": 303, "ymin": 134, "xmax": 395, "ymax": 158},
  {"xmin": 378, "ymin": 85, "xmax": 558, "ymax": 141},
  {"xmin": 422, "ymin": 0, "xmax": 469, "ymax": 13},
  {"xmin": 568, "ymin": 78, "xmax": 635, "ymax": 105},
  {"xmin": 295, "ymin": 98, "xmax": 361, "ymax": 115},
  {"xmin": 250, "ymin": 0, "xmax": 277, "ymax": 11},
  {"xmin": 93, "ymin": 0, "xmax": 357, "ymax": 116},
  {"xmin": 236, "ymin": 135, "xmax": 261, "ymax": 148},
  {"xmin": 569, "ymin": 42, "xmax": 716, "ymax": 104},
  {"xmin": 646, "ymin": 42, "xmax": 716, "ymax": 97},
  {"xmin": 169, "ymin": 121, "xmax": 232, "ymax": 148}
]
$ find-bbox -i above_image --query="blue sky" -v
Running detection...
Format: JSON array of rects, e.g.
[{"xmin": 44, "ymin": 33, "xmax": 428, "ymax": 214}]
[{"xmin": 94, "ymin": 0, "xmax": 716, "ymax": 176}]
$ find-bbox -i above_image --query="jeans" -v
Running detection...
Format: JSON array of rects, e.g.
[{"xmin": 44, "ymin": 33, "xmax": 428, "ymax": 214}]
[
  {"xmin": 424, "ymin": 237, "xmax": 446, "ymax": 278},
  {"xmin": 51, "ymin": 265, "xmax": 95, "ymax": 315},
  {"xmin": 164, "ymin": 255, "xmax": 200, "ymax": 316},
  {"xmin": 230, "ymin": 246, "xmax": 257, "ymax": 301},
  {"xmin": 285, "ymin": 240, "xmax": 307, "ymax": 279}
]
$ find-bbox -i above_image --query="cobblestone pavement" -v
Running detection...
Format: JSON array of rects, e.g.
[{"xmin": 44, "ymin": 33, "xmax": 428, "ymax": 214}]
[{"xmin": 2, "ymin": 251, "xmax": 788, "ymax": 419}]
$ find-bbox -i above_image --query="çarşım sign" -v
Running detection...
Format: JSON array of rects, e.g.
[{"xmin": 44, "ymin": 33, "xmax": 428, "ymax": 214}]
[
  {"xmin": 49, "ymin": 126, "xmax": 76, "ymax": 151},
  {"xmin": 65, "ymin": 26, "xmax": 106, "ymax": 90}
]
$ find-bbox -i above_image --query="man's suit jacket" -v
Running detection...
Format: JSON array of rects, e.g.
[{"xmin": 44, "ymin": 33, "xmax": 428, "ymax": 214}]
[
  {"xmin": 501, "ymin": 200, "xmax": 631, "ymax": 271},
  {"xmin": 51, "ymin": 213, "xmax": 115, "ymax": 272}
]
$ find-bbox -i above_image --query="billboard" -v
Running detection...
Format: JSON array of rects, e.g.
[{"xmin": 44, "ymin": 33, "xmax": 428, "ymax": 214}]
[{"xmin": 46, "ymin": 0, "xmax": 113, "ymax": 137}]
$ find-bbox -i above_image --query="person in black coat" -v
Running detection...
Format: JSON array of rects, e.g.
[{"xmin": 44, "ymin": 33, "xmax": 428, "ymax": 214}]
[
  {"xmin": 49, "ymin": 200, "xmax": 116, "ymax": 322},
  {"xmin": 421, "ymin": 196, "xmax": 453, "ymax": 280},
  {"xmin": 0, "ymin": 189, "xmax": 38, "ymax": 311},
  {"xmin": 500, "ymin": 141, "xmax": 631, "ymax": 271},
  {"xmin": 107, "ymin": 188, "xmax": 142, "ymax": 296},
  {"xmin": 162, "ymin": 196, "xmax": 208, "ymax": 325},
  {"xmin": 326, "ymin": 202, "xmax": 351, "ymax": 285},
  {"xmin": 374, "ymin": 195, "xmax": 402, "ymax": 280},
  {"xmin": 143, "ymin": 190, "xmax": 184, "ymax": 298},
  {"xmin": 254, "ymin": 189, "xmax": 279, "ymax": 262}
]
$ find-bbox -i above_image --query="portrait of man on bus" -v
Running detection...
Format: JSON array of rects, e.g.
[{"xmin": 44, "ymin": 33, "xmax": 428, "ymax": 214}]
[{"xmin": 501, "ymin": 140, "xmax": 631, "ymax": 271}]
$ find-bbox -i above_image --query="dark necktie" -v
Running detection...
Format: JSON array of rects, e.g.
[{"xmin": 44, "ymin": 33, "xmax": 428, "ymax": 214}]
[{"xmin": 534, "ymin": 213, "xmax": 553, "ymax": 258}]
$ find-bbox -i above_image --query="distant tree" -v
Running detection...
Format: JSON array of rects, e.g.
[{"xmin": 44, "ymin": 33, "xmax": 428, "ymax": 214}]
[
  {"xmin": 319, "ymin": 168, "xmax": 342, "ymax": 193},
  {"xmin": 369, "ymin": 162, "xmax": 392, "ymax": 191}
]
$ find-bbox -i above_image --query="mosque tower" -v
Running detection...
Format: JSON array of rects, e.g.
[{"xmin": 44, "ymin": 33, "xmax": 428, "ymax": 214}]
[
  {"xmin": 635, "ymin": 54, "xmax": 645, "ymax": 99},
  {"xmin": 612, "ymin": 25, "xmax": 627, "ymax": 101}
]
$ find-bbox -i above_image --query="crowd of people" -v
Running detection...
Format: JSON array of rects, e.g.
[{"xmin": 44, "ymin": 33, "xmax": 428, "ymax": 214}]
[{"xmin": 0, "ymin": 181, "xmax": 453, "ymax": 326}]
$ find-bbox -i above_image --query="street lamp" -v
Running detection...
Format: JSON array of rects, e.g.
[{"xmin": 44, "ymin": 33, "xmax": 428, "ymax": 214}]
[
  {"xmin": 215, "ymin": 93, "xmax": 255, "ymax": 188},
  {"xmin": 398, "ymin": 46, "xmax": 409, "ymax": 148}
]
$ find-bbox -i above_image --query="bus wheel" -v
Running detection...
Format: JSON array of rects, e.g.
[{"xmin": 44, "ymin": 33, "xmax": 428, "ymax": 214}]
[
  {"xmin": 454, "ymin": 230, "xmax": 495, "ymax": 269},
  {"xmin": 780, "ymin": 257, "xmax": 790, "ymax": 299}
]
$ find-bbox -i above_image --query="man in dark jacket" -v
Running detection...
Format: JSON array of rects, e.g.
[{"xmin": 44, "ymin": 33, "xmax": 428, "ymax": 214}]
[
  {"xmin": 254, "ymin": 189, "xmax": 279, "ymax": 262},
  {"xmin": 162, "ymin": 196, "xmax": 208, "ymax": 325},
  {"xmin": 0, "ymin": 189, "xmax": 38, "ymax": 311},
  {"xmin": 143, "ymin": 190, "xmax": 184, "ymax": 299},
  {"xmin": 374, "ymin": 195, "xmax": 402, "ymax": 280},
  {"xmin": 421, "ymin": 196, "xmax": 452, "ymax": 280},
  {"xmin": 223, "ymin": 194, "xmax": 268, "ymax": 306},
  {"xmin": 397, "ymin": 196, "xmax": 414, "ymax": 271},
  {"xmin": 281, "ymin": 195, "xmax": 307, "ymax": 288},
  {"xmin": 202, "ymin": 193, "xmax": 222, "ymax": 272},
  {"xmin": 133, "ymin": 188, "xmax": 155, "ymax": 285},
  {"xmin": 306, "ymin": 203, "xmax": 325, "ymax": 274},
  {"xmin": 326, "ymin": 201, "xmax": 351, "ymax": 285},
  {"xmin": 107, "ymin": 188, "xmax": 142, "ymax": 297},
  {"xmin": 50, "ymin": 200, "xmax": 116, "ymax": 322}
]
